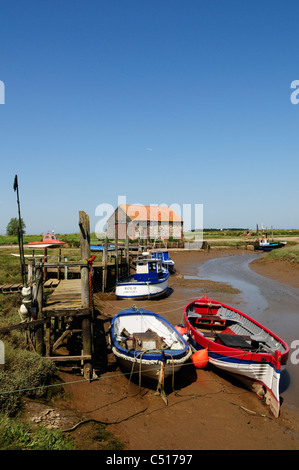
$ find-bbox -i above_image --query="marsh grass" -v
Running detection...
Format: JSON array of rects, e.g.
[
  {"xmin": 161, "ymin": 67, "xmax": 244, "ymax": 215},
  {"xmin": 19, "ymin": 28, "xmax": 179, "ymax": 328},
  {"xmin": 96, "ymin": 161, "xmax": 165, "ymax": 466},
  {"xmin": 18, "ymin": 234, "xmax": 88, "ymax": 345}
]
[
  {"xmin": 0, "ymin": 249, "xmax": 23, "ymax": 284},
  {"xmin": 263, "ymin": 244, "xmax": 299, "ymax": 264},
  {"xmin": 0, "ymin": 343, "xmax": 57, "ymax": 416},
  {"xmin": 0, "ymin": 242, "xmax": 119, "ymax": 450},
  {"xmin": 0, "ymin": 232, "xmax": 100, "ymax": 247},
  {"xmin": 0, "ymin": 416, "xmax": 75, "ymax": 450}
]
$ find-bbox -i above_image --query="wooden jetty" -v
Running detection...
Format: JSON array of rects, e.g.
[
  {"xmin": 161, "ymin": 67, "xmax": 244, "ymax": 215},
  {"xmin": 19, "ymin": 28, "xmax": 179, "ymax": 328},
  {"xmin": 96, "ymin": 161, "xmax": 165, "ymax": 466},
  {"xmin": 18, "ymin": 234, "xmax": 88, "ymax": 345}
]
[
  {"xmin": 0, "ymin": 212, "xmax": 189, "ymax": 379},
  {"xmin": 0, "ymin": 212, "xmax": 113, "ymax": 380},
  {"xmin": 43, "ymin": 279, "xmax": 83, "ymax": 315},
  {"xmin": 0, "ymin": 283, "xmax": 23, "ymax": 294}
]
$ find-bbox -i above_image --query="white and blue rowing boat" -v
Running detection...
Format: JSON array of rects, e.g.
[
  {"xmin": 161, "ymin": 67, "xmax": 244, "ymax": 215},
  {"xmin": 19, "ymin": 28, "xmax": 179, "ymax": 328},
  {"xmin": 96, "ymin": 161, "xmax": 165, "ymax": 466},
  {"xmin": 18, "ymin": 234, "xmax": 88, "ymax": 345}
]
[{"xmin": 110, "ymin": 308, "xmax": 192, "ymax": 387}]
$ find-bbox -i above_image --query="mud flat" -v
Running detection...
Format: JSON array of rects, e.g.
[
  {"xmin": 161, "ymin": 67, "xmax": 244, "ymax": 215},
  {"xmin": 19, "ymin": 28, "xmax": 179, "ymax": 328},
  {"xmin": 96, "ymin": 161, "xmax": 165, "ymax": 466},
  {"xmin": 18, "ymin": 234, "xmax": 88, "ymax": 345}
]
[
  {"xmin": 250, "ymin": 256, "xmax": 299, "ymax": 289},
  {"xmin": 52, "ymin": 248, "xmax": 299, "ymax": 451}
]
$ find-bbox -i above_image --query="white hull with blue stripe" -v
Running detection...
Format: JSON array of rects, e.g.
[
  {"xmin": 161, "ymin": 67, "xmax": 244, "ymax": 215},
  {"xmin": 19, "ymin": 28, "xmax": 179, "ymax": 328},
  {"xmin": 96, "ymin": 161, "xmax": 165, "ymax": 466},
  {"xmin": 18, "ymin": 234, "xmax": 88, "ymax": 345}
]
[
  {"xmin": 115, "ymin": 258, "xmax": 169, "ymax": 300},
  {"xmin": 110, "ymin": 308, "xmax": 192, "ymax": 383},
  {"xmin": 208, "ymin": 351, "xmax": 280, "ymax": 416}
]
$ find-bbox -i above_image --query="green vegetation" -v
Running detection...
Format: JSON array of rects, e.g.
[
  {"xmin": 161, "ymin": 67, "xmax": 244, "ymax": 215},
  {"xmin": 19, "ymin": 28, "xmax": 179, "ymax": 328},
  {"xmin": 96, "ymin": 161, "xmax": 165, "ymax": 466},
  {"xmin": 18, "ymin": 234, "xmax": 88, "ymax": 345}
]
[
  {"xmin": 0, "ymin": 250, "xmax": 23, "ymax": 284},
  {"xmin": 207, "ymin": 240, "xmax": 249, "ymax": 247},
  {"xmin": 0, "ymin": 244, "xmax": 125, "ymax": 450},
  {"xmin": 0, "ymin": 232, "xmax": 100, "ymax": 247},
  {"xmin": 183, "ymin": 228, "xmax": 299, "ymax": 249},
  {"xmin": 0, "ymin": 416, "xmax": 75, "ymax": 450},
  {"xmin": 0, "ymin": 343, "xmax": 57, "ymax": 417},
  {"xmin": 200, "ymin": 229, "xmax": 299, "ymax": 238},
  {"xmin": 262, "ymin": 244, "xmax": 299, "ymax": 264},
  {"xmin": 0, "ymin": 249, "xmax": 72, "ymax": 449},
  {"xmin": 6, "ymin": 217, "xmax": 26, "ymax": 237}
]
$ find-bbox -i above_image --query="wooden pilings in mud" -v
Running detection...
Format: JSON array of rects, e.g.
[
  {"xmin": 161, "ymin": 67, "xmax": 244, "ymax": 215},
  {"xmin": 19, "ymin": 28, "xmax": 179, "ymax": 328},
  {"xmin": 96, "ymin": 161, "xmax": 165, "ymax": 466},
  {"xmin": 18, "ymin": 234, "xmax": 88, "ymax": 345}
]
[
  {"xmin": 16, "ymin": 211, "xmax": 104, "ymax": 380},
  {"xmin": 79, "ymin": 210, "xmax": 92, "ymax": 380},
  {"xmin": 2, "ymin": 212, "xmax": 133, "ymax": 378}
]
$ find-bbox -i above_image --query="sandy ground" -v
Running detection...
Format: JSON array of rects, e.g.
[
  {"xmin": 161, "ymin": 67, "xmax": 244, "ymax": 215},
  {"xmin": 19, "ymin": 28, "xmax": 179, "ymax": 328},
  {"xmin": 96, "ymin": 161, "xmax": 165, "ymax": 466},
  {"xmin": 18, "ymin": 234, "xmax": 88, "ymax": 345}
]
[{"xmin": 39, "ymin": 247, "xmax": 299, "ymax": 451}]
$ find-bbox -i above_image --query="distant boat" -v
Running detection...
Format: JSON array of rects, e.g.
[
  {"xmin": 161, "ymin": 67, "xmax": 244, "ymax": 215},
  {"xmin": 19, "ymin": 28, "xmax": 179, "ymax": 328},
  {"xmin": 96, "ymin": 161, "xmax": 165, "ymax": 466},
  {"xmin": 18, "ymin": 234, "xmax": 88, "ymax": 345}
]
[
  {"xmin": 27, "ymin": 232, "xmax": 65, "ymax": 249},
  {"xmin": 110, "ymin": 307, "xmax": 192, "ymax": 397},
  {"xmin": 184, "ymin": 296, "xmax": 289, "ymax": 418},
  {"xmin": 115, "ymin": 258, "xmax": 169, "ymax": 300},
  {"xmin": 254, "ymin": 235, "xmax": 287, "ymax": 252},
  {"xmin": 151, "ymin": 251, "xmax": 176, "ymax": 273},
  {"xmin": 90, "ymin": 244, "xmax": 114, "ymax": 251}
]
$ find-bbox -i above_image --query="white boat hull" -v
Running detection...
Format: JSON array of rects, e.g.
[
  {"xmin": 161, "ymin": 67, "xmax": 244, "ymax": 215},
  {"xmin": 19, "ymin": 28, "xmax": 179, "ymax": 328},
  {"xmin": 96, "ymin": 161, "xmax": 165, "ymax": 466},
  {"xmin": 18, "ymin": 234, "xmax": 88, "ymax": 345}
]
[
  {"xmin": 208, "ymin": 352, "xmax": 281, "ymax": 417},
  {"xmin": 115, "ymin": 278, "xmax": 169, "ymax": 300},
  {"xmin": 110, "ymin": 309, "xmax": 192, "ymax": 383},
  {"xmin": 112, "ymin": 347, "xmax": 191, "ymax": 381}
]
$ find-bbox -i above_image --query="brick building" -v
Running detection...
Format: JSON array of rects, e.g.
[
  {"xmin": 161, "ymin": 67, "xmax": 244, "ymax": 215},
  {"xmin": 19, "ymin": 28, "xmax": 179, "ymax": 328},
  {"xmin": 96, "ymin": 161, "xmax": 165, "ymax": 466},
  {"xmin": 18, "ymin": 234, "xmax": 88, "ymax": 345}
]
[{"xmin": 106, "ymin": 204, "xmax": 183, "ymax": 240}]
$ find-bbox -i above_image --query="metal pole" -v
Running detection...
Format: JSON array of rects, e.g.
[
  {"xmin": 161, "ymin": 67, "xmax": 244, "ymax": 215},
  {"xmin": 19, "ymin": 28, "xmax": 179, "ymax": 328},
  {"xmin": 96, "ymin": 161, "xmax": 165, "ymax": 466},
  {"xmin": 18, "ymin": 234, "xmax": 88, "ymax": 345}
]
[{"xmin": 13, "ymin": 175, "xmax": 26, "ymax": 285}]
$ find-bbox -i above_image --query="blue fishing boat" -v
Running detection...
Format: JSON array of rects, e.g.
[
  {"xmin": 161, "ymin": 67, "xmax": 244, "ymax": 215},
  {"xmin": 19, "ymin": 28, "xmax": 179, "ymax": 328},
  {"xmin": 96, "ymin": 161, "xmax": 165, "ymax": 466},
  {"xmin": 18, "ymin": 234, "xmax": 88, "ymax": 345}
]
[
  {"xmin": 151, "ymin": 251, "xmax": 176, "ymax": 273},
  {"xmin": 254, "ymin": 236, "xmax": 287, "ymax": 252},
  {"xmin": 115, "ymin": 258, "xmax": 169, "ymax": 300}
]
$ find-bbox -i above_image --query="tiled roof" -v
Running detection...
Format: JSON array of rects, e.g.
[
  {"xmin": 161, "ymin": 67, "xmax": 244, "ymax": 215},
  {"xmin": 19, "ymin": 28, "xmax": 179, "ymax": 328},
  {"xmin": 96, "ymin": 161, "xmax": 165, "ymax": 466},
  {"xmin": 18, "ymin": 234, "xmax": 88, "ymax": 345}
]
[{"xmin": 119, "ymin": 204, "xmax": 183, "ymax": 222}]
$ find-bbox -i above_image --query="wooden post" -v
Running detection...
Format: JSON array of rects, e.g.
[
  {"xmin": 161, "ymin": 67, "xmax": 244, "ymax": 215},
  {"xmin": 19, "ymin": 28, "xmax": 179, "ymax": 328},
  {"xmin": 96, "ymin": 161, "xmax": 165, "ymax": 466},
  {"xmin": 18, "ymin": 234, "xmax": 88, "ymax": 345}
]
[
  {"xmin": 126, "ymin": 230, "xmax": 130, "ymax": 276},
  {"xmin": 102, "ymin": 236, "xmax": 108, "ymax": 292},
  {"xmin": 46, "ymin": 318, "xmax": 51, "ymax": 357},
  {"xmin": 57, "ymin": 248, "xmax": 61, "ymax": 280},
  {"xmin": 120, "ymin": 245, "xmax": 123, "ymax": 277},
  {"xmin": 43, "ymin": 248, "xmax": 47, "ymax": 281},
  {"xmin": 64, "ymin": 257, "xmax": 68, "ymax": 280},
  {"xmin": 79, "ymin": 211, "xmax": 93, "ymax": 380},
  {"xmin": 35, "ymin": 266, "xmax": 44, "ymax": 355},
  {"xmin": 115, "ymin": 223, "xmax": 119, "ymax": 283},
  {"xmin": 27, "ymin": 261, "xmax": 33, "ymax": 284}
]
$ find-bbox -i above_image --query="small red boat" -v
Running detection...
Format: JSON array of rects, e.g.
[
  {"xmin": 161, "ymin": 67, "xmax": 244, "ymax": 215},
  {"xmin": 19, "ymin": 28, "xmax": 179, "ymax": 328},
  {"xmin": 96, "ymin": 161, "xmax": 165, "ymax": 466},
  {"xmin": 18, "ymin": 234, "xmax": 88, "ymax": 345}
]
[
  {"xmin": 184, "ymin": 296, "xmax": 289, "ymax": 418},
  {"xmin": 27, "ymin": 232, "xmax": 65, "ymax": 249}
]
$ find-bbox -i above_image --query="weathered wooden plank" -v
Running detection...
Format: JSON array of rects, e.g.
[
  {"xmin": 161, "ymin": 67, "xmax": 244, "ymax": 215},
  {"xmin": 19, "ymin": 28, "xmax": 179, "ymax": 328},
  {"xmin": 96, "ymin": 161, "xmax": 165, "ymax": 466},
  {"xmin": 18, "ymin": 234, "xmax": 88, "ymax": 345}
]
[
  {"xmin": 43, "ymin": 308, "xmax": 90, "ymax": 317},
  {"xmin": 46, "ymin": 355, "xmax": 92, "ymax": 362},
  {"xmin": 0, "ymin": 318, "xmax": 48, "ymax": 334}
]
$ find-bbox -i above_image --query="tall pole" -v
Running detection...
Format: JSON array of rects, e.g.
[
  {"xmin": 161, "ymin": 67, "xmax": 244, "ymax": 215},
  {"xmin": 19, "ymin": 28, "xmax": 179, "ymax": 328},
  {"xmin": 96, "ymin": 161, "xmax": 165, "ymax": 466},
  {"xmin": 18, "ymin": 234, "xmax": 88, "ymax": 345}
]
[
  {"xmin": 79, "ymin": 211, "xmax": 93, "ymax": 380},
  {"xmin": 13, "ymin": 175, "xmax": 26, "ymax": 285}
]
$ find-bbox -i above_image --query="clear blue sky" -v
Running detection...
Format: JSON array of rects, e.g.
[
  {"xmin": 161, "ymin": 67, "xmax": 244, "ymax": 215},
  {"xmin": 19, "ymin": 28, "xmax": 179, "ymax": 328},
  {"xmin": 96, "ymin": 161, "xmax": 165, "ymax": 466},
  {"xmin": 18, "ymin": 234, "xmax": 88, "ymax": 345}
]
[{"xmin": 1, "ymin": 0, "xmax": 299, "ymax": 234}]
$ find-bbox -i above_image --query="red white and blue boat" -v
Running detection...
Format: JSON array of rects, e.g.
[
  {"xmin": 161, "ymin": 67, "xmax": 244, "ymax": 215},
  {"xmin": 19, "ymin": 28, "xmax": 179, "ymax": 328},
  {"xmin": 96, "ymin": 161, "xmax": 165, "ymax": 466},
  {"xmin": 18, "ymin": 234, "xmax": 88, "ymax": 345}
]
[
  {"xmin": 110, "ymin": 308, "xmax": 192, "ymax": 393},
  {"xmin": 184, "ymin": 296, "xmax": 289, "ymax": 417},
  {"xmin": 115, "ymin": 258, "xmax": 169, "ymax": 300}
]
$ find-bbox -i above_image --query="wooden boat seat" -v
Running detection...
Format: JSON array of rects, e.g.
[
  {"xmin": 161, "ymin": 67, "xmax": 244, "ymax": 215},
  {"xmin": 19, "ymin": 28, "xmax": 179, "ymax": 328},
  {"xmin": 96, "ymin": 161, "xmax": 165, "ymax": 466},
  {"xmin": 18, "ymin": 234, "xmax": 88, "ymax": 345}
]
[
  {"xmin": 216, "ymin": 333, "xmax": 255, "ymax": 349},
  {"xmin": 195, "ymin": 315, "xmax": 226, "ymax": 328}
]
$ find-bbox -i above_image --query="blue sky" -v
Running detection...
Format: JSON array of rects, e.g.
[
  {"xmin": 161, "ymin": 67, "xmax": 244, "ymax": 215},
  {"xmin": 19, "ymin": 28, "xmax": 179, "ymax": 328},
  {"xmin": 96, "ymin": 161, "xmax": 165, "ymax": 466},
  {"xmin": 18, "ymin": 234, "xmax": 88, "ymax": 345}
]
[{"xmin": 1, "ymin": 0, "xmax": 299, "ymax": 234}]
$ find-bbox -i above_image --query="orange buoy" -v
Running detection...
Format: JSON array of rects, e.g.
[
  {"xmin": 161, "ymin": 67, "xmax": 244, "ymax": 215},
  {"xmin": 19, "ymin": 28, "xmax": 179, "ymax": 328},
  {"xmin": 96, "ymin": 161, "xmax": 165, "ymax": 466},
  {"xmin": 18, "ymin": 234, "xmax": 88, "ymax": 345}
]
[
  {"xmin": 191, "ymin": 348, "xmax": 209, "ymax": 369},
  {"xmin": 175, "ymin": 325, "xmax": 188, "ymax": 336}
]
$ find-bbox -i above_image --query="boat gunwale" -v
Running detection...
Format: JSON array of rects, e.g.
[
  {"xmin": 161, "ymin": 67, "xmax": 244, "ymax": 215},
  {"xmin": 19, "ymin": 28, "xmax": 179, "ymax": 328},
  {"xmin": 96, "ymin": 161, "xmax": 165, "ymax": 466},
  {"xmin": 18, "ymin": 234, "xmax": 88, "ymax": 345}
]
[
  {"xmin": 184, "ymin": 297, "xmax": 289, "ymax": 364},
  {"xmin": 110, "ymin": 309, "xmax": 190, "ymax": 361}
]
